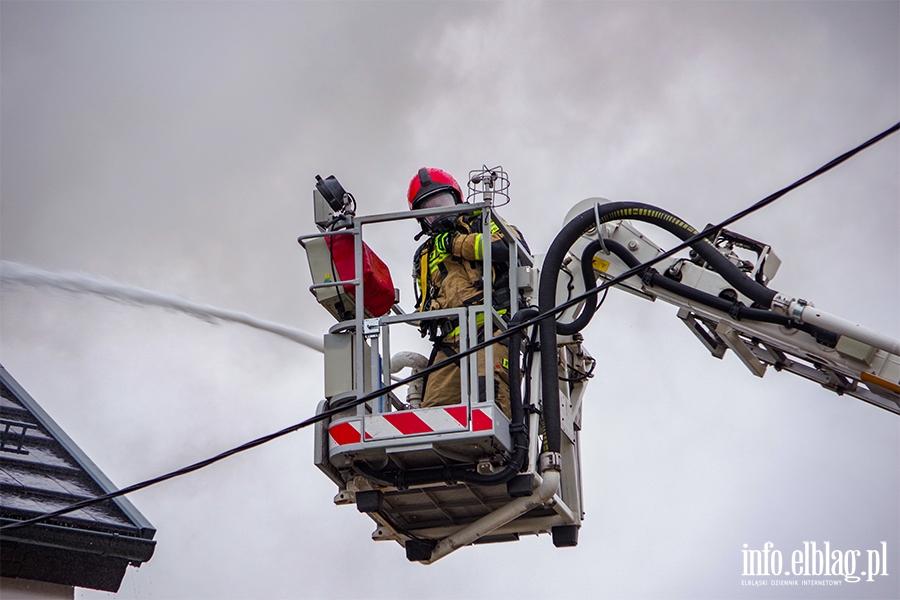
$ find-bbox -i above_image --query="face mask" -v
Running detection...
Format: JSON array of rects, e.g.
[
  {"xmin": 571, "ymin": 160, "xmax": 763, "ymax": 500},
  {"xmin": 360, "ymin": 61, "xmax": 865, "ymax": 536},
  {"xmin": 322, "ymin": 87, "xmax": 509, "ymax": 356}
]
[
  {"xmin": 418, "ymin": 192, "xmax": 458, "ymax": 226},
  {"xmin": 429, "ymin": 214, "xmax": 457, "ymax": 233}
]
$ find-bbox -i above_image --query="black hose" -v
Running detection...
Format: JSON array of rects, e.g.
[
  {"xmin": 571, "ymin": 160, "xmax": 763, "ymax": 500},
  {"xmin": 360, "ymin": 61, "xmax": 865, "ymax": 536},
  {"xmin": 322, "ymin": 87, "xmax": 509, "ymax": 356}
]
[
  {"xmin": 592, "ymin": 205, "xmax": 779, "ymax": 307},
  {"xmin": 597, "ymin": 238, "xmax": 837, "ymax": 346},
  {"xmin": 539, "ymin": 201, "xmax": 783, "ymax": 454},
  {"xmin": 354, "ymin": 308, "xmax": 538, "ymax": 488},
  {"xmin": 555, "ymin": 240, "xmax": 604, "ymax": 335},
  {"xmin": 444, "ymin": 308, "xmax": 537, "ymax": 486},
  {"xmin": 521, "ymin": 313, "xmax": 540, "ymax": 410}
]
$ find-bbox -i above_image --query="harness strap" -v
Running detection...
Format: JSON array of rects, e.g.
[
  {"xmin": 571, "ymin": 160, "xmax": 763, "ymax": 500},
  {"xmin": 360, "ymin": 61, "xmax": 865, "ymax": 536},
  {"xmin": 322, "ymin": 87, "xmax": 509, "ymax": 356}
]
[{"xmin": 417, "ymin": 243, "xmax": 429, "ymax": 312}]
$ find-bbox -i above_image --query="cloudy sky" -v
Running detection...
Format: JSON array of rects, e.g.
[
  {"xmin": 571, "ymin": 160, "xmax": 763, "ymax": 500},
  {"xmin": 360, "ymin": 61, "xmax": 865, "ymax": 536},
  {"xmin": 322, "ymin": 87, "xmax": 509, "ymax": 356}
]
[{"xmin": 1, "ymin": 2, "xmax": 898, "ymax": 599}]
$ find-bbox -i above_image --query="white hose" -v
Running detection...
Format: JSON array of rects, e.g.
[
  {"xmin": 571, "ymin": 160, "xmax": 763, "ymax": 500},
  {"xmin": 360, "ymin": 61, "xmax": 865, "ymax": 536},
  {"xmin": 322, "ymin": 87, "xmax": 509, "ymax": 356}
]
[{"xmin": 390, "ymin": 351, "xmax": 429, "ymax": 407}]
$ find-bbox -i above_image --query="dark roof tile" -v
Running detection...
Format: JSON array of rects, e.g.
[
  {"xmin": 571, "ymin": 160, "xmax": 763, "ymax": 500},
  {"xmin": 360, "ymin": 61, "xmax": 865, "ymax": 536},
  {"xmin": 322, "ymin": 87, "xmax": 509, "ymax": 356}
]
[{"xmin": 0, "ymin": 364, "xmax": 156, "ymax": 592}]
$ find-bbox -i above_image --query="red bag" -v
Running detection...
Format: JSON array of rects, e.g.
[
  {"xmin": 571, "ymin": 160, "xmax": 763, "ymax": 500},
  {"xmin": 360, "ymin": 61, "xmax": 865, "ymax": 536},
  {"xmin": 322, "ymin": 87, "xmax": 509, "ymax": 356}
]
[{"xmin": 325, "ymin": 234, "xmax": 395, "ymax": 317}]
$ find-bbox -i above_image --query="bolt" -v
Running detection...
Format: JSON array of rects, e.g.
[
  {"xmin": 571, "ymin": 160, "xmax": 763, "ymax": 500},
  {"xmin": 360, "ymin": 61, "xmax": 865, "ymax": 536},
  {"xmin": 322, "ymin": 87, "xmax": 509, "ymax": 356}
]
[{"xmin": 627, "ymin": 239, "xmax": 640, "ymax": 251}]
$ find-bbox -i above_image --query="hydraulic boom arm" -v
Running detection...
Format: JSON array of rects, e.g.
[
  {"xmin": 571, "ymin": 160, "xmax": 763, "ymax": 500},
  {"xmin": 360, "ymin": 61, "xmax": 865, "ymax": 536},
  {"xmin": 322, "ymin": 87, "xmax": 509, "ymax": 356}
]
[{"xmin": 553, "ymin": 198, "xmax": 900, "ymax": 415}]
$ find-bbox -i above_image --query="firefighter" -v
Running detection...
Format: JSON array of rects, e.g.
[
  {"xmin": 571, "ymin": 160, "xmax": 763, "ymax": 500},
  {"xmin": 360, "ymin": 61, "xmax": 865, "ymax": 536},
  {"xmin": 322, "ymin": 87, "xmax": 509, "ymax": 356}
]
[{"xmin": 408, "ymin": 167, "xmax": 527, "ymax": 418}]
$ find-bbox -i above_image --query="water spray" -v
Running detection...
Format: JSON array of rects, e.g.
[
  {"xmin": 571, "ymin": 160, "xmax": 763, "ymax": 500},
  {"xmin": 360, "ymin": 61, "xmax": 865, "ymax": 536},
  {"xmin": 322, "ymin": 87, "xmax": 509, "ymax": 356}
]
[{"xmin": 0, "ymin": 261, "xmax": 324, "ymax": 353}]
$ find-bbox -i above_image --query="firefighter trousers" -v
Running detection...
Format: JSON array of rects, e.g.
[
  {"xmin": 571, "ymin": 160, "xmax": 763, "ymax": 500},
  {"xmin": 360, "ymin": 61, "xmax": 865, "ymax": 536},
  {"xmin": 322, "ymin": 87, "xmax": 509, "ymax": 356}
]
[{"xmin": 421, "ymin": 340, "xmax": 510, "ymax": 419}]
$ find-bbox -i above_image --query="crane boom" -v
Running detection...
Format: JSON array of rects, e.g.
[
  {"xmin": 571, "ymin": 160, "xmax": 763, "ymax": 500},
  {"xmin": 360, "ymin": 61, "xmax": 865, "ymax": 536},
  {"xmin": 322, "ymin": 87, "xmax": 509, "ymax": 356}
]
[{"xmin": 558, "ymin": 198, "xmax": 899, "ymax": 416}]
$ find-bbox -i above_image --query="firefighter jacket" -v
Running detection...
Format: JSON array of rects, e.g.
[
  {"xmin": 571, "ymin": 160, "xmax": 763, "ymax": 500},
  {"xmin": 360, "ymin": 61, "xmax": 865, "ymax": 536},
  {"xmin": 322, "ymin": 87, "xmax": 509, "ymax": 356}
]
[{"xmin": 413, "ymin": 210, "xmax": 526, "ymax": 342}]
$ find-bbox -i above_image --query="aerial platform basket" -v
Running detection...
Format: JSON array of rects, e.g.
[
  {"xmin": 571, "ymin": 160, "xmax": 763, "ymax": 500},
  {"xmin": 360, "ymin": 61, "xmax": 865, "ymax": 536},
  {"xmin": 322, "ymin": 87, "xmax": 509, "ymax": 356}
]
[{"xmin": 299, "ymin": 171, "xmax": 587, "ymax": 563}]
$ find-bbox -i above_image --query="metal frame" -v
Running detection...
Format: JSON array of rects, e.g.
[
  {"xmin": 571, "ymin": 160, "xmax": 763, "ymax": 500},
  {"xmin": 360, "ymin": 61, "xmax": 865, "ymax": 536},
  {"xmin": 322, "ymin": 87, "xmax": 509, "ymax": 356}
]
[{"xmin": 300, "ymin": 200, "xmax": 536, "ymax": 421}]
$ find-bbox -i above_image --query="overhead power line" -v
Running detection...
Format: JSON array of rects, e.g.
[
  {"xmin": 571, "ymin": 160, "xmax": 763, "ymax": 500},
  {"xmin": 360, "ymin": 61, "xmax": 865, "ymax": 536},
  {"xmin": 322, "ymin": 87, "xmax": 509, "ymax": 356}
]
[{"xmin": 2, "ymin": 121, "xmax": 897, "ymax": 533}]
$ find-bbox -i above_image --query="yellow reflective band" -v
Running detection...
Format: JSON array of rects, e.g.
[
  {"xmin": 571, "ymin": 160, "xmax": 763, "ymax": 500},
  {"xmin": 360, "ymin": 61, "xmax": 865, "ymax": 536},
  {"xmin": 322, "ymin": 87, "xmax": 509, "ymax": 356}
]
[
  {"xmin": 443, "ymin": 310, "xmax": 512, "ymax": 339},
  {"xmin": 475, "ymin": 222, "xmax": 500, "ymax": 261},
  {"xmin": 443, "ymin": 312, "xmax": 487, "ymax": 339},
  {"xmin": 500, "ymin": 358, "xmax": 509, "ymax": 369}
]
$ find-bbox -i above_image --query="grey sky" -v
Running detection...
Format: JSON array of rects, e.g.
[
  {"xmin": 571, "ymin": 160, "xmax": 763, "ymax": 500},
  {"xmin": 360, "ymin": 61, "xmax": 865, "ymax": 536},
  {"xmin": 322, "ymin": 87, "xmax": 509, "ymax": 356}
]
[{"xmin": 1, "ymin": 2, "xmax": 898, "ymax": 599}]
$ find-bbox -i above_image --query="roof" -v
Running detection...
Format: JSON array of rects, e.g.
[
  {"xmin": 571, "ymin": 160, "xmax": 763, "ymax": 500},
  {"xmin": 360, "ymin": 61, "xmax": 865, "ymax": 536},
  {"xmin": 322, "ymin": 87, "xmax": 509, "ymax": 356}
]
[{"xmin": 0, "ymin": 363, "xmax": 156, "ymax": 592}]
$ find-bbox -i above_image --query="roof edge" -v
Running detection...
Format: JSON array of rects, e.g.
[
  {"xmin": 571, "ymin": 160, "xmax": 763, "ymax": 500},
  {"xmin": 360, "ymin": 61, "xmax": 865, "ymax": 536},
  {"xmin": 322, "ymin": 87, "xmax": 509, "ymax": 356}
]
[
  {"xmin": 0, "ymin": 517, "xmax": 156, "ymax": 563},
  {"xmin": 0, "ymin": 363, "xmax": 156, "ymax": 539}
]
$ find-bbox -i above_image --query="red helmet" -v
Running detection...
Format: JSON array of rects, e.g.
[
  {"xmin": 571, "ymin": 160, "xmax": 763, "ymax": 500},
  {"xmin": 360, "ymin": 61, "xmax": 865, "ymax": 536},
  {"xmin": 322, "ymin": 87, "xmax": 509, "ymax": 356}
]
[{"xmin": 407, "ymin": 167, "xmax": 463, "ymax": 210}]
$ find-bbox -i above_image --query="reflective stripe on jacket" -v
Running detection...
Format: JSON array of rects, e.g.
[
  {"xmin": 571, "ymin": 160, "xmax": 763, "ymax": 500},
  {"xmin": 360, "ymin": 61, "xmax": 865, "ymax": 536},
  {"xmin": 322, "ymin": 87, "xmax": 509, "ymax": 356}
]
[{"xmin": 413, "ymin": 212, "xmax": 523, "ymax": 340}]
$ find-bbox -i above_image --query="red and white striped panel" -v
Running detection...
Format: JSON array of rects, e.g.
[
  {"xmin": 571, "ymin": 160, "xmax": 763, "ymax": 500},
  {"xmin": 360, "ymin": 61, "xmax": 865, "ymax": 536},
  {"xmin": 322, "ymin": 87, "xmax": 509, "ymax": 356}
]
[
  {"xmin": 365, "ymin": 405, "xmax": 468, "ymax": 440},
  {"xmin": 470, "ymin": 407, "xmax": 493, "ymax": 432},
  {"xmin": 328, "ymin": 406, "xmax": 495, "ymax": 448},
  {"xmin": 328, "ymin": 418, "xmax": 367, "ymax": 450}
]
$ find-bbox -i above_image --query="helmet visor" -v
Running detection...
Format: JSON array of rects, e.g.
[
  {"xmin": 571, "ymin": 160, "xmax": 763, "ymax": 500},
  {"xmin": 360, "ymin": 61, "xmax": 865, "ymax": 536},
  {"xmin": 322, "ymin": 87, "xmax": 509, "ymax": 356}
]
[{"xmin": 417, "ymin": 191, "xmax": 458, "ymax": 225}]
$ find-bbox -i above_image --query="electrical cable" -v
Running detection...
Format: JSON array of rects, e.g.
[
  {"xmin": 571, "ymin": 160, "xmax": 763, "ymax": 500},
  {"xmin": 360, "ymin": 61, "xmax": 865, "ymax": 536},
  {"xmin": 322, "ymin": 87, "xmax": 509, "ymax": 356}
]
[{"xmin": 3, "ymin": 121, "xmax": 896, "ymax": 533}]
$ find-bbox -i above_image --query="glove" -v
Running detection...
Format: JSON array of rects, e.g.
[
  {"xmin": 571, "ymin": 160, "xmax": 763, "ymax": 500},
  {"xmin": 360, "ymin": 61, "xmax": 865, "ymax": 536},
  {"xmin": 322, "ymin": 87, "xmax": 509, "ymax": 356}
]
[{"xmin": 433, "ymin": 231, "xmax": 457, "ymax": 255}]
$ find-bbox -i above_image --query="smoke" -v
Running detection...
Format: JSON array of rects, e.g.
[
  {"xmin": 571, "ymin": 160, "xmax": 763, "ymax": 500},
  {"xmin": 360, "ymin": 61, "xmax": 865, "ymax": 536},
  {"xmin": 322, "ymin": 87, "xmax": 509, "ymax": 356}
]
[{"xmin": 0, "ymin": 261, "xmax": 324, "ymax": 353}]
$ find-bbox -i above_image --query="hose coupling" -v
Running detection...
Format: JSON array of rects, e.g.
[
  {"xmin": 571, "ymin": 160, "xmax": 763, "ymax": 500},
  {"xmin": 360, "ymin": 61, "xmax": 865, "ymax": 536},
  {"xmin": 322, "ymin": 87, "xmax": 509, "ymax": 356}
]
[
  {"xmin": 539, "ymin": 451, "xmax": 562, "ymax": 473},
  {"xmin": 789, "ymin": 298, "xmax": 813, "ymax": 321},
  {"xmin": 770, "ymin": 293, "xmax": 794, "ymax": 316}
]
